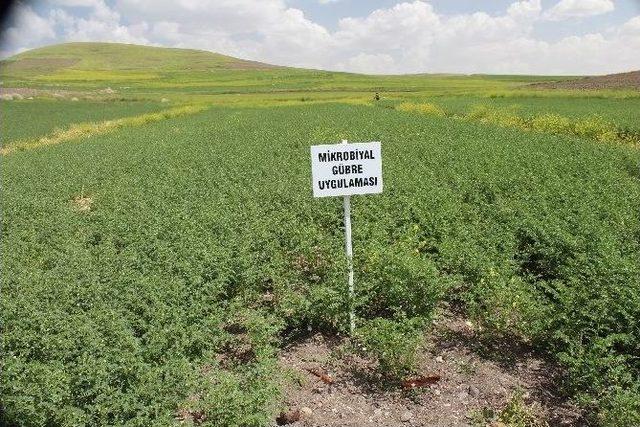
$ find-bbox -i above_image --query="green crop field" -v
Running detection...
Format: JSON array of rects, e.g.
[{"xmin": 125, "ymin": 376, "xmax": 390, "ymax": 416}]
[
  {"xmin": 0, "ymin": 99, "xmax": 165, "ymax": 146},
  {"xmin": 1, "ymin": 43, "xmax": 639, "ymax": 427}
]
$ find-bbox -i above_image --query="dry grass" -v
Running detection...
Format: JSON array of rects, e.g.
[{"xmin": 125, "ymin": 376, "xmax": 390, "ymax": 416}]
[
  {"xmin": 1, "ymin": 104, "xmax": 208, "ymax": 155},
  {"xmin": 72, "ymin": 195, "xmax": 93, "ymax": 212}
]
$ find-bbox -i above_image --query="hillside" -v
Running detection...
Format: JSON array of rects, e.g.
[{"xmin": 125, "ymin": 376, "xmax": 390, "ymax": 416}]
[
  {"xmin": 0, "ymin": 42, "xmax": 281, "ymax": 77},
  {"xmin": 530, "ymin": 70, "xmax": 640, "ymax": 90},
  {"xmin": 0, "ymin": 42, "xmax": 576, "ymax": 97}
]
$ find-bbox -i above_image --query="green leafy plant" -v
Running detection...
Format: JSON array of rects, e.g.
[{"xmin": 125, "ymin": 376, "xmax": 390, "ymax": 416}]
[{"xmin": 356, "ymin": 317, "xmax": 425, "ymax": 378}]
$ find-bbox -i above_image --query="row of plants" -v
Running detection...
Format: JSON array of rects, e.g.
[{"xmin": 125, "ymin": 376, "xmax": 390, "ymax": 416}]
[
  {"xmin": 394, "ymin": 101, "xmax": 640, "ymax": 145},
  {"xmin": 2, "ymin": 103, "xmax": 639, "ymax": 425}
]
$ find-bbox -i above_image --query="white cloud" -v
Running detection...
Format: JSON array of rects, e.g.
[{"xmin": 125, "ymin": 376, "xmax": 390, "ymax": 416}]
[
  {"xmin": 0, "ymin": 0, "xmax": 638, "ymax": 75},
  {"xmin": 544, "ymin": 0, "xmax": 614, "ymax": 21},
  {"xmin": 45, "ymin": 1, "xmax": 149, "ymax": 46},
  {"xmin": 336, "ymin": 53, "xmax": 398, "ymax": 74},
  {"xmin": 49, "ymin": 0, "xmax": 103, "ymax": 7},
  {"xmin": 0, "ymin": 5, "xmax": 56, "ymax": 57},
  {"xmin": 507, "ymin": 0, "xmax": 542, "ymax": 20}
]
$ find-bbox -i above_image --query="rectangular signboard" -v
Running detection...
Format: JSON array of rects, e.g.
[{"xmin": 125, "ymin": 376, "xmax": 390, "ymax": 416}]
[{"xmin": 311, "ymin": 141, "xmax": 383, "ymax": 198}]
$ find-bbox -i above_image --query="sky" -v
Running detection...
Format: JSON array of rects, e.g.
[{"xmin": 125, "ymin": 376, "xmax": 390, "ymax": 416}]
[{"xmin": 0, "ymin": 0, "xmax": 639, "ymax": 75}]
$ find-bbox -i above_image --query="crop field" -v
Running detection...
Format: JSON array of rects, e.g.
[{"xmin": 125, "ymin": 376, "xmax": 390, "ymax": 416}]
[
  {"xmin": 1, "ymin": 43, "xmax": 640, "ymax": 427},
  {"xmin": 0, "ymin": 99, "xmax": 165, "ymax": 146},
  {"xmin": 417, "ymin": 95, "xmax": 640, "ymax": 131}
]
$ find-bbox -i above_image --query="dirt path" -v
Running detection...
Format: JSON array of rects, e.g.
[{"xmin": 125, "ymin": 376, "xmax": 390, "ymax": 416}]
[{"xmin": 276, "ymin": 310, "xmax": 585, "ymax": 427}]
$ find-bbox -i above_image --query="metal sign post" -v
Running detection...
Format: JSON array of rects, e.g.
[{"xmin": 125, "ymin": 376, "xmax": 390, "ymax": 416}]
[
  {"xmin": 341, "ymin": 141, "xmax": 355, "ymax": 334},
  {"xmin": 310, "ymin": 139, "xmax": 383, "ymax": 334}
]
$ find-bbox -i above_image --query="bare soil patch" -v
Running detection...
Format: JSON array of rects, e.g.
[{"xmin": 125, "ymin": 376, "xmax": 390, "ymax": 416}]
[
  {"xmin": 0, "ymin": 87, "xmax": 89, "ymax": 99},
  {"xmin": 0, "ymin": 58, "xmax": 79, "ymax": 75},
  {"xmin": 530, "ymin": 71, "xmax": 640, "ymax": 90},
  {"xmin": 276, "ymin": 310, "xmax": 585, "ymax": 427}
]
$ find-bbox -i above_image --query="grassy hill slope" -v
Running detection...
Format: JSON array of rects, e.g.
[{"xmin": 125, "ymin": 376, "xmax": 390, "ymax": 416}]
[
  {"xmin": 0, "ymin": 42, "xmax": 280, "ymax": 76},
  {"xmin": 0, "ymin": 42, "xmax": 569, "ymax": 96}
]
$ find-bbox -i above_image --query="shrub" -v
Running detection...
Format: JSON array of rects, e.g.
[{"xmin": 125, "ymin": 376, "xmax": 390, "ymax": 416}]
[
  {"xmin": 530, "ymin": 113, "xmax": 571, "ymax": 135},
  {"xmin": 573, "ymin": 115, "xmax": 617, "ymax": 142},
  {"xmin": 596, "ymin": 386, "xmax": 640, "ymax": 427},
  {"xmin": 358, "ymin": 245, "xmax": 447, "ymax": 319},
  {"xmin": 356, "ymin": 317, "xmax": 425, "ymax": 378},
  {"xmin": 498, "ymin": 390, "xmax": 546, "ymax": 427}
]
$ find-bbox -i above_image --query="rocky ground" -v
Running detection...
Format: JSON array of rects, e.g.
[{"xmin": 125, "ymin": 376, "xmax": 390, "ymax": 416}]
[
  {"xmin": 530, "ymin": 71, "xmax": 639, "ymax": 90},
  {"xmin": 0, "ymin": 86, "xmax": 118, "ymax": 100},
  {"xmin": 275, "ymin": 309, "xmax": 585, "ymax": 427}
]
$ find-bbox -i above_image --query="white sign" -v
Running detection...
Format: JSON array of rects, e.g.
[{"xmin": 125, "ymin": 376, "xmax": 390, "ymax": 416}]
[{"xmin": 310, "ymin": 141, "xmax": 383, "ymax": 198}]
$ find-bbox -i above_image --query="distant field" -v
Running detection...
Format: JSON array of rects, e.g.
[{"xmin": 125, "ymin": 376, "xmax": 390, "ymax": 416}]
[
  {"xmin": 0, "ymin": 42, "xmax": 572, "ymax": 96},
  {"xmin": 1, "ymin": 99, "xmax": 165, "ymax": 145},
  {"xmin": 428, "ymin": 95, "xmax": 640, "ymax": 130}
]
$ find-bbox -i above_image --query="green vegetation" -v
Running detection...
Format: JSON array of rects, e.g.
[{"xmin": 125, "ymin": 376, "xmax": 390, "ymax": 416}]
[
  {"xmin": 1, "ymin": 104, "xmax": 208, "ymax": 155},
  {"xmin": 0, "ymin": 42, "xmax": 568, "ymax": 96},
  {"xmin": 0, "ymin": 99, "xmax": 165, "ymax": 145},
  {"xmin": 472, "ymin": 390, "xmax": 546, "ymax": 427},
  {"xmin": 431, "ymin": 95, "xmax": 640, "ymax": 130},
  {"xmin": 1, "ymin": 42, "xmax": 639, "ymax": 426},
  {"xmin": 390, "ymin": 101, "xmax": 639, "ymax": 145}
]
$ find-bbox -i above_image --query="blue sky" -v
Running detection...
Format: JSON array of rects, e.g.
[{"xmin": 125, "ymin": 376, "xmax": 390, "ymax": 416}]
[
  {"xmin": 291, "ymin": 0, "xmax": 637, "ymax": 32},
  {"xmin": 1, "ymin": 0, "xmax": 639, "ymax": 75}
]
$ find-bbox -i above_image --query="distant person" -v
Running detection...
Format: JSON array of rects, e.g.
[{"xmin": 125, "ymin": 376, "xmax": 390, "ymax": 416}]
[{"xmin": 374, "ymin": 92, "xmax": 380, "ymax": 101}]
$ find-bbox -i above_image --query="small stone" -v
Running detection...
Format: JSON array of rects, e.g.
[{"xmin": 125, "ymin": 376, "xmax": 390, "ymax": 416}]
[
  {"xmin": 373, "ymin": 408, "xmax": 382, "ymax": 417},
  {"xmin": 161, "ymin": 98, "xmax": 170, "ymax": 103},
  {"xmin": 495, "ymin": 386, "xmax": 508, "ymax": 396},
  {"xmin": 71, "ymin": 97, "xmax": 79, "ymax": 101},
  {"xmin": 400, "ymin": 411, "xmax": 413, "ymax": 422},
  {"xmin": 468, "ymin": 385, "xmax": 480, "ymax": 398},
  {"xmin": 435, "ymin": 356, "xmax": 444, "ymax": 363},
  {"xmin": 433, "ymin": 389, "xmax": 441, "ymax": 396},
  {"xmin": 312, "ymin": 387, "xmax": 324, "ymax": 394},
  {"xmin": 458, "ymin": 390, "xmax": 469, "ymax": 400},
  {"xmin": 300, "ymin": 407, "xmax": 313, "ymax": 418}
]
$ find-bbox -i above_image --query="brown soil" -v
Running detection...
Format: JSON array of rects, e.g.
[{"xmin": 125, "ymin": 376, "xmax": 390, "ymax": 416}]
[
  {"xmin": 0, "ymin": 87, "xmax": 127, "ymax": 100},
  {"xmin": 0, "ymin": 58, "xmax": 79, "ymax": 74},
  {"xmin": 0, "ymin": 87, "xmax": 88, "ymax": 98},
  {"xmin": 530, "ymin": 71, "xmax": 640, "ymax": 90},
  {"xmin": 276, "ymin": 310, "xmax": 586, "ymax": 427}
]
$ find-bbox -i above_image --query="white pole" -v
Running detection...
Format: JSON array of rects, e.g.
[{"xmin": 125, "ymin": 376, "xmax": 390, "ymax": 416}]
[{"xmin": 341, "ymin": 139, "xmax": 355, "ymax": 334}]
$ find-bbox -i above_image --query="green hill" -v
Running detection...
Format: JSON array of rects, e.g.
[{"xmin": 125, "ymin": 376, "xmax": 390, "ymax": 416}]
[
  {"xmin": 0, "ymin": 43, "xmax": 564, "ymax": 96},
  {"xmin": 0, "ymin": 42, "xmax": 281, "ymax": 77},
  {"xmin": 0, "ymin": 42, "xmax": 588, "ymax": 100}
]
